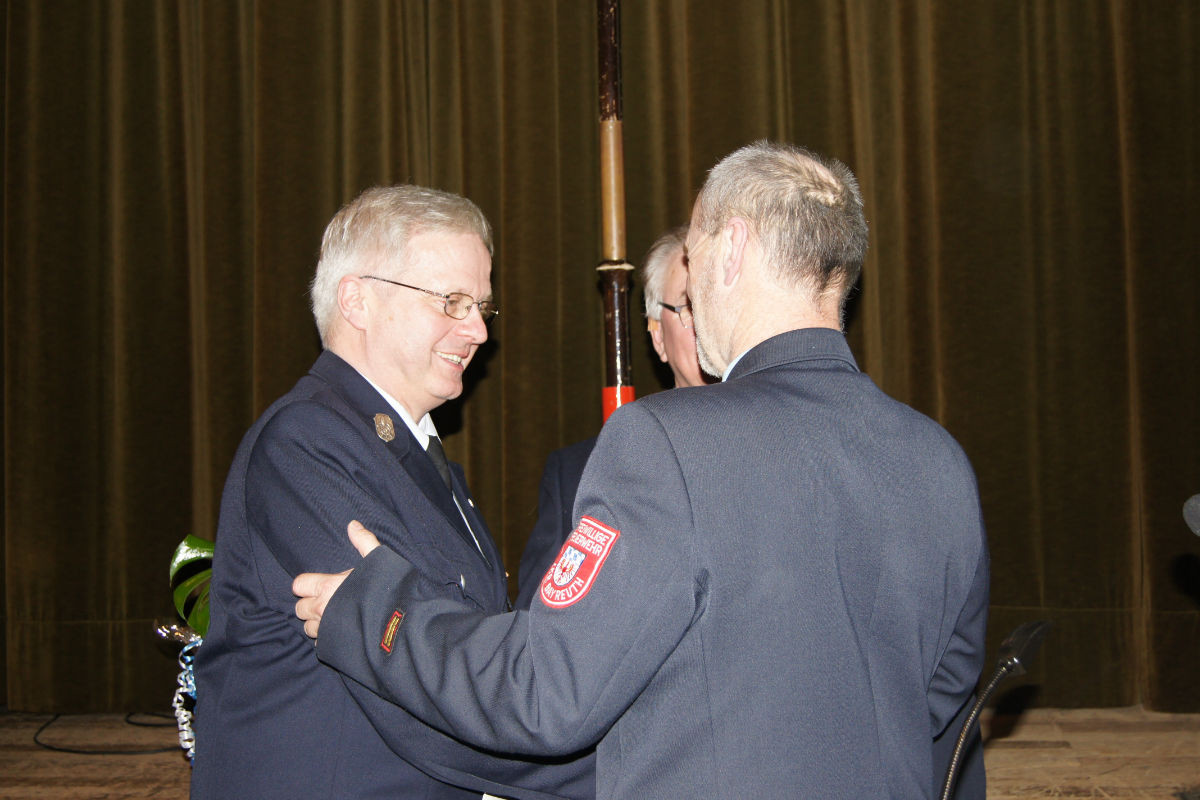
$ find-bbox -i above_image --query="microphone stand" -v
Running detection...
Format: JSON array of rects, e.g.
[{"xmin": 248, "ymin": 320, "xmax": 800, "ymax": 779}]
[{"xmin": 939, "ymin": 620, "xmax": 1051, "ymax": 800}]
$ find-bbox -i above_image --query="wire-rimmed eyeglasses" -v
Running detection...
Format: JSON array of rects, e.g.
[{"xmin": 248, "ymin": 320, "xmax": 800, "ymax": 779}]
[
  {"xmin": 659, "ymin": 301, "xmax": 693, "ymax": 330},
  {"xmin": 361, "ymin": 275, "xmax": 499, "ymax": 323}
]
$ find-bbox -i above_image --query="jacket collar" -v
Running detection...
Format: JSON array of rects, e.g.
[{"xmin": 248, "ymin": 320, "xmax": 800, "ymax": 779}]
[
  {"xmin": 727, "ymin": 328, "xmax": 859, "ymax": 382},
  {"xmin": 308, "ymin": 350, "xmax": 501, "ymax": 581}
]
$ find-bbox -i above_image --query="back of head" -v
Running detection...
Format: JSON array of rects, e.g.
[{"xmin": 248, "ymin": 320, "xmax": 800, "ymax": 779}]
[
  {"xmin": 310, "ymin": 185, "xmax": 493, "ymax": 345},
  {"xmin": 693, "ymin": 141, "xmax": 868, "ymax": 311},
  {"xmin": 641, "ymin": 225, "xmax": 689, "ymax": 318}
]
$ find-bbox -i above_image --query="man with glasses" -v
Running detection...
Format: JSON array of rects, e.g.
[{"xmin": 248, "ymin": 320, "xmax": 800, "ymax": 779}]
[
  {"xmin": 193, "ymin": 185, "xmax": 589, "ymax": 799},
  {"xmin": 643, "ymin": 225, "xmax": 710, "ymax": 390},
  {"xmin": 516, "ymin": 226, "xmax": 711, "ymax": 609},
  {"xmin": 296, "ymin": 145, "xmax": 989, "ymax": 798}
]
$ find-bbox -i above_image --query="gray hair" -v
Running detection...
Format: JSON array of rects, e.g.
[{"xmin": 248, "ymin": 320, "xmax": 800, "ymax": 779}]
[
  {"xmin": 309, "ymin": 185, "xmax": 493, "ymax": 345},
  {"xmin": 693, "ymin": 141, "xmax": 867, "ymax": 308},
  {"xmin": 640, "ymin": 225, "xmax": 688, "ymax": 319}
]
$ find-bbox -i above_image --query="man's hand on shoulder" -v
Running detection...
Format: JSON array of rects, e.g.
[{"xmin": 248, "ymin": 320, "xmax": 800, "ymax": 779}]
[{"xmin": 293, "ymin": 520, "xmax": 381, "ymax": 639}]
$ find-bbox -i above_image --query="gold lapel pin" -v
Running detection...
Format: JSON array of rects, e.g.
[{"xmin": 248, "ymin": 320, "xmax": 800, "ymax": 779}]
[{"xmin": 374, "ymin": 413, "xmax": 396, "ymax": 443}]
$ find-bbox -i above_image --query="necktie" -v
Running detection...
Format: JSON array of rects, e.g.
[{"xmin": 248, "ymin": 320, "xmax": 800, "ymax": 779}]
[
  {"xmin": 426, "ymin": 436, "xmax": 489, "ymax": 566},
  {"xmin": 425, "ymin": 436, "xmax": 453, "ymax": 491}
]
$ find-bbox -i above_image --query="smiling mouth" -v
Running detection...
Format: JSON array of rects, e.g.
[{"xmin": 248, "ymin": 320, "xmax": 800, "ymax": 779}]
[{"xmin": 436, "ymin": 351, "xmax": 466, "ymax": 366}]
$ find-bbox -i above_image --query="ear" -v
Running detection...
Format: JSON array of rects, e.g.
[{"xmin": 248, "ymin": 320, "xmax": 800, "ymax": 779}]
[
  {"xmin": 719, "ymin": 217, "xmax": 750, "ymax": 287},
  {"xmin": 337, "ymin": 275, "xmax": 371, "ymax": 332},
  {"xmin": 648, "ymin": 319, "xmax": 668, "ymax": 362}
]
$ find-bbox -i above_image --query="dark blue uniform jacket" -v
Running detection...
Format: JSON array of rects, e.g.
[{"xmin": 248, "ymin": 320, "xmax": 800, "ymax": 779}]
[{"xmin": 193, "ymin": 350, "xmax": 591, "ymax": 800}]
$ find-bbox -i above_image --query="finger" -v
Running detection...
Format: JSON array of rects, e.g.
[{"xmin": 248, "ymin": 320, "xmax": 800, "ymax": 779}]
[
  {"xmin": 293, "ymin": 569, "xmax": 352, "ymax": 604},
  {"xmin": 293, "ymin": 571, "xmax": 323, "ymax": 598},
  {"xmin": 294, "ymin": 594, "xmax": 320, "ymax": 621},
  {"xmin": 295, "ymin": 595, "xmax": 321, "ymax": 640},
  {"xmin": 347, "ymin": 519, "xmax": 382, "ymax": 557}
]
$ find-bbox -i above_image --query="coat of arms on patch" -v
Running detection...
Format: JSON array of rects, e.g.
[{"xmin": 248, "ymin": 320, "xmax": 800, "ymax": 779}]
[
  {"xmin": 551, "ymin": 546, "xmax": 586, "ymax": 587},
  {"xmin": 539, "ymin": 516, "xmax": 621, "ymax": 609}
]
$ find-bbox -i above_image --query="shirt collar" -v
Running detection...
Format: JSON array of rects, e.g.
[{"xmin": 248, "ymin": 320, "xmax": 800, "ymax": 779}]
[
  {"xmin": 721, "ymin": 349, "xmax": 750, "ymax": 382},
  {"xmin": 360, "ymin": 375, "xmax": 439, "ymax": 447}
]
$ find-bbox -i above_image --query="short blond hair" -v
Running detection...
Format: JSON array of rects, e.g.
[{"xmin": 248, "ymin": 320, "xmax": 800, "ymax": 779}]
[{"xmin": 309, "ymin": 185, "xmax": 492, "ymax": 345}]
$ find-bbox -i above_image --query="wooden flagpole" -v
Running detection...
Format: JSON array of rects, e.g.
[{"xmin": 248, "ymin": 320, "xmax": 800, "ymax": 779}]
[{"xmin": 597, "ymin": 0, "xmax": 635, "ymax": 421}]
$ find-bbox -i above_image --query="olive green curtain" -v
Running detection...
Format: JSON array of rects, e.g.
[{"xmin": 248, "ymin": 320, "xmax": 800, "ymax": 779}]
[{"xmin": 3, "ymin": 0, "xmax": 1197, "ymax": 713}]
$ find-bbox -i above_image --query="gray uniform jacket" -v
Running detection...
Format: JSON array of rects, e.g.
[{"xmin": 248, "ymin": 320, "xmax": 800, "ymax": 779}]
[{"xmin": 317, "ymin": 328, "xmax": 990, "ymax": 799}]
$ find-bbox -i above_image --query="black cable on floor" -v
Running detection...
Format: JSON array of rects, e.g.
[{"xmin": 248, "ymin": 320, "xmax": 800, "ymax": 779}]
[
  {"xmin": 124, "ymin": 711, "xmax": 175, "ymax": 727},
  {"xmin": 32, "ymin": 713, "xmax": 181, "ymax": 755}
]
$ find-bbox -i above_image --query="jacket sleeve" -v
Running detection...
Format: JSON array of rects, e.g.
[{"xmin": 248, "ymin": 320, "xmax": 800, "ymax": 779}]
[
  {"xmin": 245, "ymin": 401, "xmax": 433, "ymax": 581},
  {"xmin": 926, "ymin": 527, "xmax": 990, "ymax": 737},
  {"xmin": 317, "ymin": 402, "xmax": 704, "ymax": 756},
  {"xmin": 926, "ymin": 537, "xmax": 989, "ymax": 800}
]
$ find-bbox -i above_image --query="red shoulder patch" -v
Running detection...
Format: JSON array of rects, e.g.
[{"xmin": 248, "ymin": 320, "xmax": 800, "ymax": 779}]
[{"xmin": 539, "ymin": 516, "xmax": 621, "ymax": 609}]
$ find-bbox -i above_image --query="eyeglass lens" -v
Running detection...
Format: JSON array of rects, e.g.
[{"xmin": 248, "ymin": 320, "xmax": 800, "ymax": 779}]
[{"xmin": 446, "ymin": 294, "xmax": 498, "ymax": 323}]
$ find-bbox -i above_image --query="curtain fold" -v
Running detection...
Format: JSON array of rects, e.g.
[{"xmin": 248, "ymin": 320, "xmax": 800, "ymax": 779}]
[{"xmin": 3, "ymin": 0, "xmax": 1197, "ymax": 713}]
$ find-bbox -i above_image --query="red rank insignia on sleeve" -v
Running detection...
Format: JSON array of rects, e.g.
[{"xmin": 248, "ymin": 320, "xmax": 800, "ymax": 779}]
[
  {"xmin": 380, "ymin": 610, "xmax": 404, "ymax": 653},
  {"xmin": 539, "ymin": 516, "xmax": 621, "ymax": 609}
]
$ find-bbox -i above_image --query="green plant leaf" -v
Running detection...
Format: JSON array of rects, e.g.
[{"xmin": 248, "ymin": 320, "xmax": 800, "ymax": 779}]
[
  {"xmin": 170, "ymin": 535, "xmax": 214, "ymax": 637},
  {"xmin": 172, "ymin": 570, "xmax": 209, "ymax": 618},
  {"xmin": 169, "ymin": 534, "xmax": 215, "ymax": 580},
  {"xmin": 188, "ymin": 584, "xmax": 211, "ymax": 635}
]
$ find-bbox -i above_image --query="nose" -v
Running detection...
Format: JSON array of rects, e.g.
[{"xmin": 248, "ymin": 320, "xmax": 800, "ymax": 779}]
[{"xmin": 459, "ymin": 304, "xmax": 489, "ymax": 344}]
